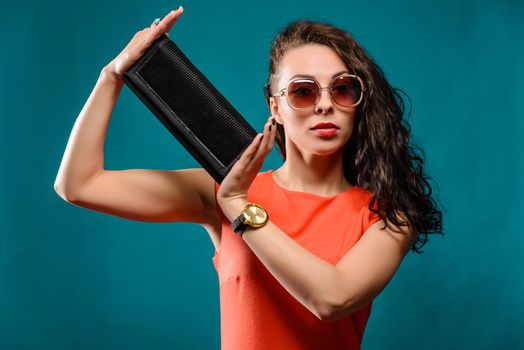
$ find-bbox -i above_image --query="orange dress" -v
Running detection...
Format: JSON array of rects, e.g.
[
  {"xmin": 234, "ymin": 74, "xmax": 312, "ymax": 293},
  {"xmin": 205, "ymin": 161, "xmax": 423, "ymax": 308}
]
[{"xmin": 213, "ymin": 169, "xmax": 381, "ymax": 349}]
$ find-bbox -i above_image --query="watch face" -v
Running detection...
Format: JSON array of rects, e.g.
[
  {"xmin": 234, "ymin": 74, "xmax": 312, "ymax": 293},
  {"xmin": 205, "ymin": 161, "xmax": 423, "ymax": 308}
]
[{"xmin": 244, "ymin": 204, "xmax": 268, "ymax": 225}]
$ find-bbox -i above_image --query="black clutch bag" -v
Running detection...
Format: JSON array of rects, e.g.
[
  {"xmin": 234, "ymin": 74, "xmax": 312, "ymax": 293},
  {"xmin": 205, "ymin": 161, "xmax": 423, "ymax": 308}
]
[{"xmin": 123, "ymin": 34, "xmax": 258, "ymax": 183}]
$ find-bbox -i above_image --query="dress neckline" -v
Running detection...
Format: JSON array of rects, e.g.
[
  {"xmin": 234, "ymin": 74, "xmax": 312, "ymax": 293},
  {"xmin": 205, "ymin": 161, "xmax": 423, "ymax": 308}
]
[{"xmin": 268, "ymin": 169, "xmax": 358, "ymax": 200}]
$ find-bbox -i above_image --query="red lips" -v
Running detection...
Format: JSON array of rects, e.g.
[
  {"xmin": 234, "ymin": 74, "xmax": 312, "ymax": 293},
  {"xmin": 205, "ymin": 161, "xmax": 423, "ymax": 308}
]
[{"xmin": 311, "ymin": 122, "xmax": 340, "ymax": 129}]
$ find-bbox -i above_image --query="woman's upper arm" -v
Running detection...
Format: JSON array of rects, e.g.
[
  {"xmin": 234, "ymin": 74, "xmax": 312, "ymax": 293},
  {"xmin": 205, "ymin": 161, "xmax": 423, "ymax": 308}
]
[{"xmin": 60, "ymin": 168, "xmax": 219, "ymax": 224}]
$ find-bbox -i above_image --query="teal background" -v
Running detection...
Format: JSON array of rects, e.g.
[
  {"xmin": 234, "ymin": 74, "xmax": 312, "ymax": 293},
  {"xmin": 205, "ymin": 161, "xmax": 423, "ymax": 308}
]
[{"xmin": 1, "ymin": 0, "xmax": 523, "ymax": 349}]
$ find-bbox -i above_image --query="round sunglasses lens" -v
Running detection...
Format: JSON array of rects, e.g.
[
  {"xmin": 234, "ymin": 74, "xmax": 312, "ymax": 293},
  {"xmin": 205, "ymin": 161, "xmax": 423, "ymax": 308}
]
[
  {"xmin": 287, "ymin": 80, "xmax": 319, "ymax": 108},
  {"xmin": 331, "ymin": 76, "xmax": 362, "ymax": 106}
]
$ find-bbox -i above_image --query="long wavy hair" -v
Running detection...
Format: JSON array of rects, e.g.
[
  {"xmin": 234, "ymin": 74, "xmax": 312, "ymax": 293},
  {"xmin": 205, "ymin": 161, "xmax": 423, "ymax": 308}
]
[{"xmin": 263, "ymin": 20, "xmax": 444, "ymax": 254}]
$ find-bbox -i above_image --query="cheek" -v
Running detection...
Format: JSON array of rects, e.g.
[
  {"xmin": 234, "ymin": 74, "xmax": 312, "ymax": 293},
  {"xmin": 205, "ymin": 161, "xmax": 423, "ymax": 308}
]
[
  {"xmin": 279, "ymin": 116, "xmax": 310, "ymax": 145},
  {"xmin": 282, "ymin": 118, "xmax": 304, "ymax": 138},
  {"xmin": 342, "ymin": 111, "xmax": 357, "ymax": 130},
  {"xmin": 347, "ymin": 116, "xmax": 356, "ymax": 132},
  {"xmin": 279, "ymin": 108, "xmax": 307, "ymax": 127}
]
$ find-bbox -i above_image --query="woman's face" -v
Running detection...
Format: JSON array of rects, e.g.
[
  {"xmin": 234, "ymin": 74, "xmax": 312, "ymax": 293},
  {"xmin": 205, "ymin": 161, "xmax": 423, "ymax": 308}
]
[{"xmin": 270, "ymin": 43, "xmax": 358, "ymax": 156}]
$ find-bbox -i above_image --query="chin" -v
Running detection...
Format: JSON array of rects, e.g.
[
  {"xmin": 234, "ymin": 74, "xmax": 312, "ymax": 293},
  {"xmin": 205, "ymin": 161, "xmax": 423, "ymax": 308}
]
[
  {"xmin": 309, "ymin": 136, "xmax": 351, "ymax": 154},
  {"xmin": 307, "ymin": 143, "xmax": 345, "ymax": 156}
]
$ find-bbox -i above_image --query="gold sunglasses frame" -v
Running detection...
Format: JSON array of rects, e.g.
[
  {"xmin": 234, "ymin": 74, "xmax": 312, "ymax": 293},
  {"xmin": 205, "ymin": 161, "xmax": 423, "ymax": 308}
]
[{"xmin": 271, "ymin": 74, "xmax": 366, "ymax": 110}]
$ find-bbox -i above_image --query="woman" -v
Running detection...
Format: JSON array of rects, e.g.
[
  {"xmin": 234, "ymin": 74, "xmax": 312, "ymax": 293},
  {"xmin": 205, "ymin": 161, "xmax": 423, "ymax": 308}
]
[{"xmin": 55, "ymin": 6, "xmax": 443, "ymax": 349}]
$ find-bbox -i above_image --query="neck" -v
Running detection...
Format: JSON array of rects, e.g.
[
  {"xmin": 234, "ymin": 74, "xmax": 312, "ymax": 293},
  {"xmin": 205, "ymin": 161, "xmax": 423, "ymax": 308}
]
[{"xmin": 274, "ymin": 142, "xmax": 352, "ymax": 197}]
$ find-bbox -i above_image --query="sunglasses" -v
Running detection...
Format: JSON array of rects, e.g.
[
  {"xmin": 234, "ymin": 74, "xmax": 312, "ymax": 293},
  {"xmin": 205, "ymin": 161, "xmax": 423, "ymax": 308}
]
[{"xmin": 271, "ymin": 74, "xmax": 365, "ymax": 109}]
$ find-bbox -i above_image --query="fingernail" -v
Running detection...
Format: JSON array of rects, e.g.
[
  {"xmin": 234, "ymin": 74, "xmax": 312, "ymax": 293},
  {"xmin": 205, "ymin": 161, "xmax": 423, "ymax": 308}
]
[
  {"xmin": 271, "ymin": 117, "xmax": 276, "ymax": 125},
  {"xmin": 269, "ymin": 125, "xmax": 272, "ymax": 131}
]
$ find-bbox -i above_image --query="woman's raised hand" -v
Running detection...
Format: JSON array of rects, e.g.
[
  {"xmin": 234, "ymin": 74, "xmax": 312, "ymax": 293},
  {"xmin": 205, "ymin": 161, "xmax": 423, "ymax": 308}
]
[{"xmin": 104, "ymin": 6, "xmax": 184, "ymax": 81}]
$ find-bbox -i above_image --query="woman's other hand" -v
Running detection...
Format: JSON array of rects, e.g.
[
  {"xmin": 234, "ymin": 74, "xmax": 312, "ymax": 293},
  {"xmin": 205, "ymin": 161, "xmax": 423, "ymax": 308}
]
[{"xmin": 217, "ymin": 116, "xmax": 277, "ymax": 220}]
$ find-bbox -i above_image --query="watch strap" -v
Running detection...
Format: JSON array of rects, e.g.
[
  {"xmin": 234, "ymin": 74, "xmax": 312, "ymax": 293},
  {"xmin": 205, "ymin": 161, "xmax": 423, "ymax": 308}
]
[{"xmin": 232, "ymin": 213, "xmax": 248, "ymax": 236}]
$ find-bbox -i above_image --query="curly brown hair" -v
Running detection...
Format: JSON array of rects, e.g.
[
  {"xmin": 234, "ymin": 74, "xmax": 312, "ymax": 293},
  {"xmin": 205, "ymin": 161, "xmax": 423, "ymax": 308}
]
[{"xmin": 263, "ymin": 20, "xmax": 444, "ymax": 254}]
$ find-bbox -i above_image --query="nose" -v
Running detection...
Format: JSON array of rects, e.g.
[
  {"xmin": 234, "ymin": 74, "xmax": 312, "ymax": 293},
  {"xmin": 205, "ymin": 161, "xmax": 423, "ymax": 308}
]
[{"xmin": 314, "ymin": 87, "xmax": 334, "ymax": 115}]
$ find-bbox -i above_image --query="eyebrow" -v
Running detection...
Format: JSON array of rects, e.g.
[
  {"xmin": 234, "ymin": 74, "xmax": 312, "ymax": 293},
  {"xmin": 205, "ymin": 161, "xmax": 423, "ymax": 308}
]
[{"xmin": 289, "ymin": 70, "xmax": 349, "ymax": 80}]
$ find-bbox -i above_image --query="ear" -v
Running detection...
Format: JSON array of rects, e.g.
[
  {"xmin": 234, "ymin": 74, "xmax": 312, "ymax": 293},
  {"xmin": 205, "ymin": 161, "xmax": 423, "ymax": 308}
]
[{"xmin": 269, "ymin": 97, "xmax": 283, "ymax": 124}]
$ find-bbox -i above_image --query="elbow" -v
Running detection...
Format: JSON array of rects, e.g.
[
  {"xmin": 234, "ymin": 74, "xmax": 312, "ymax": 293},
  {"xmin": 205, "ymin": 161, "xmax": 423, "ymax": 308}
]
[
  {"xmin": 54, "ymin": 181, "xmax": 79, "ymax": 203},
  {"xmin": 317, "ymin": 309, "xmax": 336, "ymax": 323},
  {"xmin": 311, "ymin": 272, "xmax": 353, "ymax": 322},
  {"xmin": 54, "ymin": 180, "xmax": 67, "ymax": 200},
  {"xmin": 315, "ymin": 290, "xmax": 359, "ymax": 323},
  {"xmin": 314, "ymin": 292, "xmax": 349, "ymax": 323},
  {"xmin": 316, "ymin": 302, "xmax": 344, "ymax": 323},
  {"xmin": 54, "ymin": 182, "xmax": 67, "ymax": 200},
  {"xmin": 320, "ymin": 296, "xmax": 376, "ymax": 322},
  {"xmin": 315, "ymin": 304, "xmax": 341, "ymax": 323}
]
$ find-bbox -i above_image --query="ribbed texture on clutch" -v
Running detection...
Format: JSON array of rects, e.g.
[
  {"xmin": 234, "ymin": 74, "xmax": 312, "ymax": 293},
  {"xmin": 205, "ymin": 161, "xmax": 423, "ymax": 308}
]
[{"xmin": 123, "ymin": 34, "xmax": 257, "ymax": 183}]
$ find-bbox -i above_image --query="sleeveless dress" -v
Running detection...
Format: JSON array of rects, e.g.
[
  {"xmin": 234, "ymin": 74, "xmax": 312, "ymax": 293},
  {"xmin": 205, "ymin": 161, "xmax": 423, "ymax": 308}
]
[{"xmin": 213, "ymin": 169, "xmax": 381, "ymax": 350}]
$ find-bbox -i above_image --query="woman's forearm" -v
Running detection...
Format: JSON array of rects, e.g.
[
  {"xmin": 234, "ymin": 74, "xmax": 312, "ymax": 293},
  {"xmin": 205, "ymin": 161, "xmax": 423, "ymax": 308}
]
[{"xmin": 54, "ymin": 67, "xmax": 124, "ymax": 199}]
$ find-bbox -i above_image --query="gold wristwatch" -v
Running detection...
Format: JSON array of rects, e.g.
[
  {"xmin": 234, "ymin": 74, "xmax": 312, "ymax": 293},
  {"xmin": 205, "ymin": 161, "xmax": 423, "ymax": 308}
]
[{"xmin": 231, "ymin": 202, "xmax": 269, "ymax": 236}]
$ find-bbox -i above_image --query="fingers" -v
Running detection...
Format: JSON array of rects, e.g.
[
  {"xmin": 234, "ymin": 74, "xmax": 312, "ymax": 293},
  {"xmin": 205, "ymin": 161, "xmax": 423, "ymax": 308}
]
[
  {"xmin": 241, "ymin": 133, "xmax": 264, "ymax": 162},
  {"xmin": 153, "ymin": 6, "xmax": 183, "ymax": 37},
  {"xmin": 236, "ymin": 115, "xmax": 276, "ymax": 174},
  {"xmin": 150, "ymin": 18, "xmax": 160, "ymax": 28},
  {"xmin": 164, "ymin": 6, "xmax": 184, "ymax": 33},
  {"xmin": 254, "ymin": 116, "xmax": 276, "ymax": 159},
  {"xmin": 240, "ymin": 115, "xmax": 276, "ymax": 165},
  {"xmin": 142, "ymin": 6, "xmax": 183, "ymax": 46},
  {"xmin": 111, "ymin": 7, "xmax": 184, "ymax": 76}
]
